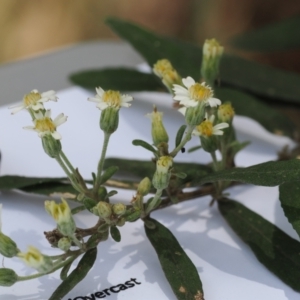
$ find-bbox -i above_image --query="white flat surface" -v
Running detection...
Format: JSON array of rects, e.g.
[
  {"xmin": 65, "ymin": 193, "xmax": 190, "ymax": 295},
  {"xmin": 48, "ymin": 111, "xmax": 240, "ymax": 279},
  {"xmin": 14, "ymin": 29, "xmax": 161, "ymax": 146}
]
[{"xmin": 0, "ymin": 87, "xmax": 299, "ymax": 300}]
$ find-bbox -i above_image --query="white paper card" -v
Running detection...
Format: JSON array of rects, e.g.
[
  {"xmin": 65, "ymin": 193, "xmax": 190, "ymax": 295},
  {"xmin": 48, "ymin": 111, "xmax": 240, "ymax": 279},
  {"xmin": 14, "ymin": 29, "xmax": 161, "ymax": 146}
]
[{"xmin": 0, "ymin": 87, "xmax": 299, "ymax": 300}]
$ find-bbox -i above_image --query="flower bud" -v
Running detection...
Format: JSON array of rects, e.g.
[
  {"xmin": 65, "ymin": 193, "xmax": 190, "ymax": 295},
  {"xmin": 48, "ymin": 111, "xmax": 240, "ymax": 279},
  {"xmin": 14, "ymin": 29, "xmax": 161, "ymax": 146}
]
[
  {"xmin": 152, "ymin": 156, "xmax": 173, "ymax": 190},
  {"xmin": 112, "ymin": 203, "xmax": 126, "ymax": 216},
  {"xmin": 18, "ymin": 246, "xmax": 53, "ymax": 274},
  {"xmin": 97, "ymin": 201, "xmax": 112, "ymax": 219},
  {"xmin": 137, "ymin": 177, "xmax": 152, "ymax": 196},
  {"xmin": 146, "ymin": 107, "xmax": 169, "ymax": 147},
  {"xmin": 42, "ymin": 134, "xmax": 62, "ymax": 158},
  {"xmin": 100, "ymin": 106, "xmax": 119, "ymax": 134},
  {"xmin": 45, "ymin": 198, "xmax": 76, "ymax": 237},
  {"xmin": 0, "ymin": 232, "xmax": 19, "ymax": 258},
  {"xmin": 116, "ymin": 217, "xmax": 126, "ymax": 227},
  {"xmin": 183, "ymin": 102, "xmax": 206, "ymax": 126},
  {"xmin": 0, "ymin": 268, "xmax": 18, "ymax": 286},
  {"xmin": 201, "ymin": 38, "xmax": 224, "ymax": 85},
  {"xmin": 58, "ymin": 237, "xmax": 71, "ymax": 252},
  {"xmin": 217, "ymin": 102, "xmax": 235, "ymax": 124},
  {"xmin": 153, "ymin": 59, "xmax": 173, "ymax": 78}
]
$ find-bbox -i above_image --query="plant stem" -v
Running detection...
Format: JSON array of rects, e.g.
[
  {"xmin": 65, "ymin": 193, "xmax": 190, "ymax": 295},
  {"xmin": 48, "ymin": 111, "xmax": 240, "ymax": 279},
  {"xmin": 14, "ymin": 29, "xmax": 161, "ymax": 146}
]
[
  {"xmin": 145, "ymin": 189, "xmax": 163, "ymax": 215},
  {"xmin": 60, "ymin": 151, "xmax": 76, "ymax": 173},
  {"xmin": 170, "ymin": 125, "xmax": 195, "ymax": 157},
  {"xmin": 94, "ymin": 132, "xmax": 111, "ymax": 196}
]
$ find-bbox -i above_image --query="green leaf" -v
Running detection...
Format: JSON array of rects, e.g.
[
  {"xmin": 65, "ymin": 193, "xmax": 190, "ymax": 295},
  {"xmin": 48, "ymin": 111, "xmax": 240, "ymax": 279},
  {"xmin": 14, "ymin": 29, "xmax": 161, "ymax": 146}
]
[
  {"xmin": 70, "ymin": 68, "xmax": 163, "ymax": 91},
  {"xmin": 279, "ymin": 181, "xmax": 300, "ymax": 238},
  {"xmin": 99, "ymin": 166, "xmax": 119, "ymax": 185},
  {"xmin": 132, "ymin": 139, "xmax": 157, "ymax": 155},
  {"xmin": 0, "ymin": 175, "xmax": 79, "ymax": 197},
  {"xmin": 175, "ymin": 125, "xmax": 187, "ymax": 148},
  {"xmin": 110, "ymin": 226, "xmax": 121, "ymax": 242},
  {"xmin": 60, "ymin": 259, "xmax": 74, "ymax": 281},
  {"xmin": 231, "ymin": 15, "xmax": 300, "ymax": 52},
  {"xmin": 218, "ymin": 199, "xmax": 300, "ymax": 291},
  {"xmin": 49, "ymin": 248, "xmax": 97, "ymax": 300},
  {"xmin": 215, "ymin": 87, "xmax": 297, "ymax": 139},
  {"xmin": 106, "ymin": 17, "xmax": 300, "ymax": 105},
  {"xmin": 145, "ymin": 218, "xmax": 204, "ymax": 300},
  {"xmin": 200, "ymin": 159, "xmax": 300, "ymax": 187}
]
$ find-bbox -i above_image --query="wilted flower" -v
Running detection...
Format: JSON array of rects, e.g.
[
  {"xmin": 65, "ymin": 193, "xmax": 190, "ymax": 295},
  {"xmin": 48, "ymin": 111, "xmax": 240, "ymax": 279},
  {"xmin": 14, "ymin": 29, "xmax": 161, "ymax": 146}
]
[
  {"xmin": 18, "ymin": 246, "xmax": 53, "ymax": 274},
  {"xmin": 45, "ymin": 198, "xmax": 76, "ymax": 236},
  {"xmin": 152, "ymin": 156, "xmax": 173, "ymax": 190}
]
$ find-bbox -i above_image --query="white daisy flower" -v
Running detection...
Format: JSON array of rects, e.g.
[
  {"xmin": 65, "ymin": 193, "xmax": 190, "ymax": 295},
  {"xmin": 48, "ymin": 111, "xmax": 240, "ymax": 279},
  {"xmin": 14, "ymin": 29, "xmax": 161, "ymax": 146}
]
[
  {"xmin": 173, "ymin": 77, "xmax": 221, "ymax": 108},
  {"xmin": 24, "ymin": 110, "xmax": 67, "ymax": 140},
  {"xmin": 193, "ymin": 115, "xmax": 229, "ymax": 137},
  {"xmin": 88, "ymin": 87, "xmax": 133, "ymax": 110},
  {"xmin": 9, "ymin": 89, "xmax": 57, "ymax": 114}
]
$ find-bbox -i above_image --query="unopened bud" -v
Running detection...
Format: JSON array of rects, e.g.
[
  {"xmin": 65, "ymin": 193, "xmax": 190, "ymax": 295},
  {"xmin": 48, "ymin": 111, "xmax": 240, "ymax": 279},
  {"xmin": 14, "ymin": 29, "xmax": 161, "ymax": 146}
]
[
  {"xmin": 0, "ymin": 232, "xmax": 19, "ymax": 258},
  {"xmin": 58, "ymin": 237, "xmax": 71, "ymax": 252},
  {"xmin": 0, "ymin": 268, "xmax": 18, "ymax": 286},
  {"xmin": 112, "ymin": 203, "xmax": 126, "ymax": 216},
  {"xmin": 146, "ymin": 106, "xmax": 169, "ymax": 147},
  {"xmin": 201, "ymin": 38, "xmax": 224, "ymax": 84},
  {"xmin": 217, "ymin": 102, "xmax": 235, "ymax": 124},
  {"xmin": 97, "ymin": 201, "xmax": 112, "ymax": 219},
  {"xmin": 137, "ymin": 177, "xmax": 152, "ymax": 196}
]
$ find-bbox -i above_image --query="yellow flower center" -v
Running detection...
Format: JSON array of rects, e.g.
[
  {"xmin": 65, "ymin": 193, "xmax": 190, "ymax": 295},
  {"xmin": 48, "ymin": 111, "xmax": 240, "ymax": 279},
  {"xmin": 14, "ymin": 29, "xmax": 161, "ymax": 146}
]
[
  {"xmin": 102, "ymin": 90, "xmax": 122, "ymax": 108},
  {"xmin": 218, "ymin": 103, "xmax": 235, "ymax": 122},
  {"xmin": 153, "ymin": 59, "xmax": 173, "ymax": 77},
  {"xmin": 35, "ymin": 117, "xmax": 56, "ymax": 132},
  {"xmin": 196, "ymin": 120, "xmax": 213, "ymax": 137},
  {"xmin": 189, "ymin": 83, "xmax": 213, "ymax": 102},
  {"xmin": 23, "ymin": 91, "xmax": 41, "ymax": 107}
]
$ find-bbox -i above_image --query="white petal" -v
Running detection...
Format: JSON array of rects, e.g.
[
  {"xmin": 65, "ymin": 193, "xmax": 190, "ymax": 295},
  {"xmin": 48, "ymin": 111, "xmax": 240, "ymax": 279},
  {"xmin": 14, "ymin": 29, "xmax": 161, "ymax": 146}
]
[
  {"xmin": 45, "ymin": 110, "xmax": 52, "ymax": 118},
  {"xmin": 23, "ymin": 126, "xmax": 35, "ymax": 131},
  {"xmin": 31, "ymin": 103, "xmax": 44, "ymax": 111},
  {"xmin": 173, "ymin": 84, "xmax": 188, "ymax": 94},
  {"xmin": 213, "ymin": 130, "xmax": 224, "ymax": 135},
  {"xmin": 10, "ymin": 104, "xmax": 25, "ymax": 114},
  {"xmin": 121, "ymin": 95, "xmax": 133, "ymax": 103},
  {"xmin": 31, "ymin": 89, "xmax": 39, "ymax": 93},
  {"xmin": 207, "ymin": 98, "xmax": 221, "ymax": 107},
  {"xmin": 182, "ymin": 76, "xmax": 195, "ymax": 88},
  {"xmin": 41, "ymin": 90, "xmax": 57, "ymax": 100},
  {"xmin": 97, "ymin": 102, "xmax": 109, "ymax": 110},
  {"xmin": 183, "ymin": 99, "xmax": 198, "ymax": 107},
  {"xmin": 88, "ymin": 96, "xmax": 100, "ymax": 103},
  {"xmin": 34, "ymin": 111, "xmax": 44, "ymax": 120},
  {"xmin": 173, "ymin": 95, "xmax": 190, "ymax": 102},
  {"xmin": 52, "ymin": 131, "xmax": 62, "ymax": 140},
  {"xmin": 214, "ymin": 122, "xmax": 229, "ymax": 130},
  {"xmin": 178, "ymin": 107, "xmax": 186, "ymax": 115},
  {"xmin": 54, "ymin": 113, "xmax": 67, "ymax": 127},
  {"xmin": 120, "ymin": 102, "xmax": 131, "ymax": 108},
  {"xmin": 96, "ymin": 87, "xmax": 105, "ymax": 97}
]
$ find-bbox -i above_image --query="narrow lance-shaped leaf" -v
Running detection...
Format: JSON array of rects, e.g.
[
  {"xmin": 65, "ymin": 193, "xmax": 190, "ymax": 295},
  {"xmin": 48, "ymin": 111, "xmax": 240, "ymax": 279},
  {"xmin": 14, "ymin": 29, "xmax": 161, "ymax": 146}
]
[
  {"xmin": 230, "ymin": 15, "xmax": 300, "ymax": 52},
  {"xmin": 175, "ymin": 125, "xmax": 187, "ymax": 148},
  {"xmin": 49, "ymin": 248, "xmax": 97, "ymax": 300},
  {"xmin": 99, "ymin": 166, "xmax": 119, "ymax": 185},
  {"xmin": 70, "ymin": 68, "xmax": 163, "ymax": 91},
  {"xmin": 145, "ymin": 218, "xmax": 204, "ymax": 300},
  {"xmin": 218, "ymin": 199, "xmax": 300, "ymax": 291},
  {"xmin": 132, "ymin": 139, "xmax": 157, "ymax": 155},
  {"xmin": 200, "ymin": 159, "xmax": 300, "ymax": 187},
  {"xmin": 215, "ymin": 87, "xmax": 296, "ymax": 139},
  {"xmin": 279, "ymin": 181, "xmax": 300, "ymax": 238},
  {"xmin": 106, "ymin": 17, "xmax": 300, "ymax": 105}
]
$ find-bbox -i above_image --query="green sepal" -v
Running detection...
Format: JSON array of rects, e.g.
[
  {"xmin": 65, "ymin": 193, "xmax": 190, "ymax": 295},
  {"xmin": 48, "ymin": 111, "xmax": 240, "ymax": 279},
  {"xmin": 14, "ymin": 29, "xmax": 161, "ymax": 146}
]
[
  {"xmin": 49, "ymin": 248, "xmax": 97, "ymax": 300},
  {"xmin": 145, "ymin": 218, "xmax": 204, "ymax": 299},
  {"xmin": 175, "ymin": 125, "xmax": 187, "ymax": 148},
  {"xmin": 110, "ymin": 226, "xmax": 121, "ymax": 242},
  {"xmin": 218, "ymin": 199, "xmax": 300, "ymax": 291}
]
